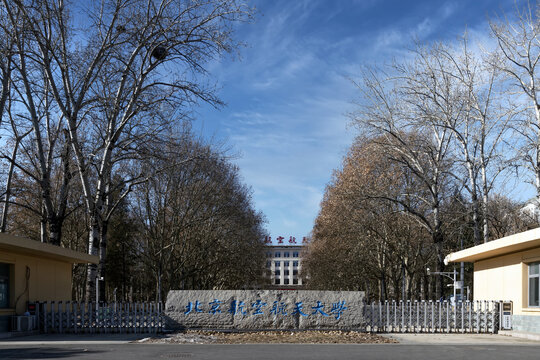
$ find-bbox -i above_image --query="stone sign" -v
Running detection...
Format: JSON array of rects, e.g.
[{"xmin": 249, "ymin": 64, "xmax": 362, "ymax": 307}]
[{"xmin": 165, "ymin": 290, "xmax": 365, "ymax": 330}]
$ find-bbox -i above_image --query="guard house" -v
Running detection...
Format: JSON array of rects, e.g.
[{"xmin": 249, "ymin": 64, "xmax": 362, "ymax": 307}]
[
  {"xmin": 445, "ymin": 227, "xmax": 540, "ymax": 334},
  {"xmin": 0, "ymin": 233, "xmax": 98, "ymax": 332}
]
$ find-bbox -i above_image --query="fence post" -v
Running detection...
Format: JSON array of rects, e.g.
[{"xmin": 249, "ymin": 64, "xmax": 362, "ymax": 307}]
[
  {"xmin": 73, "ymin": 302, "xmax": 78, "ymax": 334},
  {"xmin": 422, "ymin": 301, "xmax": 427, "ymax": 332},
  {"xmin": 384, "ymin": 301, "xmax": 387, "ymax": 333},
  {"xmin": 370, "ymin": 301, "xmax": 374, "ymax": 332},
  {"xmin": 401, "ymin": 300, "xmax": 404, "ymax": 332},
  {"xmin": 393, "ymin": 301, "xmax": 397, "ymax": 332},
  {"xmin": 430, "ymin": 301, "xmax": 435, "ymax": 333},
  {"xmin": 484, "ymin": 301, "xmax": 488, "ymax": 333},
  {"xmin": 378, "ymin": 301, "xmax": 382, "ymax": 333},
  {"xmin": 438, "ymin": 300, "xmax": 442, "ymax": 333},
  {"xmin": 461, "ymin": 301, "xmax": 465, "ymax": 333},
  {"xmin": 468, "ymin": 301, "xmax": 472, "ymax": 333},
  {"xmin": 112, "ymin": 301, "xmax": 116, "ymax": 333},
  {"xmin": 492, "ymin": 301, "xmax": 498, "ymax": 334},
  {"xmin": 58, "ymin": 301, "xmax": 63, "ymax": 334}
]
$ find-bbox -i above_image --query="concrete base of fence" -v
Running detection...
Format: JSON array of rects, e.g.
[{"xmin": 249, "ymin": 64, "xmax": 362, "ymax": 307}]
[
  {"xmin": 165, "ymin": 290, "xmax": 365, "ymax": 330},
  {"xmin": 510, "ymin": 315, "xmax": 540, "ymax": 334},
  {"xmin": 499, "ymin": 330, "xmax": 540, "ymax": 341}
]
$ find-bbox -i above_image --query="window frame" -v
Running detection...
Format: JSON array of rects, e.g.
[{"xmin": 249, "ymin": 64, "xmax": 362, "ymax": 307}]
[
  {"xmin": 0, "ymin": 262, "xmax": 11, "ymax": 309},
  {"xmin": 529, "ymin": 261, "xmax": 540, "ymax": 307}
]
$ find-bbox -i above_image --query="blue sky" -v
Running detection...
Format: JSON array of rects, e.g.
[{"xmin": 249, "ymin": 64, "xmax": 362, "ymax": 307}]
[{"xmin": 194, "ymin": 0, "xmax": 530, "ymax": 243}]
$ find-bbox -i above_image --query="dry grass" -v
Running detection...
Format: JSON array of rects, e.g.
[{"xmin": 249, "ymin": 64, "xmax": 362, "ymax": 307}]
[{"xmin": 145, "ymin": 330, "xmax": 396, "ymax": 344}]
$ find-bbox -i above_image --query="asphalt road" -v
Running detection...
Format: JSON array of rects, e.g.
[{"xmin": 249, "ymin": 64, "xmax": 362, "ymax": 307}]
[{"xmin": 2, "ymin": 343, "xmax": 540, "ymax": 360}]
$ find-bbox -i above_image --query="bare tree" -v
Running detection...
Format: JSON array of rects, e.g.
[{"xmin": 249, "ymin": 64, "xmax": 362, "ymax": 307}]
[
  {"xmin": 489, "ymin": 3, "xmax": 540, "ymax": 213},
  {"xmin": 404, "ymin": 39, "xmax": 511, "ymax": 244},
  {"xmin": 351, "ymin": 57, "xmax": 457, "ymax": 298},
  {"xmin": 3, "ymin": 0, "xmax": 254, "ymax": 300},
  {"xmin": 132, "ymin": 136, "xmax": 266, "ymax": 301},
  {"xmin": 304, "ymin": 137, "xmax": 434, "ymax": 300},
  {"xmin": 0, "ymin": 2, "xmax": 14, "ymax": 126}
]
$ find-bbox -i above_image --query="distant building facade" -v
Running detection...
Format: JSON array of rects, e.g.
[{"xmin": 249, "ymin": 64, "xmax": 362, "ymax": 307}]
[{"xmin": 264, "ymin": 236, "xmax": 307, "ymax": 288}]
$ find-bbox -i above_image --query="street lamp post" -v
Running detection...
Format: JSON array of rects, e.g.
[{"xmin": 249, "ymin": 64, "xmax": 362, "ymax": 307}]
[
  {"xmin": 426, "ymin": 267, "xmax": 458, "ymax": 302},
  {"xmin": 95, "ymin": 276, "xmax": 104, "ymax": 309}
]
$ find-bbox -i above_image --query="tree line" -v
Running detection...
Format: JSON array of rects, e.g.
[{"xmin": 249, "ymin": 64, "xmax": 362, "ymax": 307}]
[
  {"xmin": 303, "ymin": 4, "xmax": 540, "ymax": 300},
  {"xmin": 0, "ymin": 0, "xmax": 267, "ymax": 302}
]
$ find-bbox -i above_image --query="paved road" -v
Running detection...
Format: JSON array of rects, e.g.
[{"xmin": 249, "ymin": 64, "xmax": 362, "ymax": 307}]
[
  {"xmin": 2, "ymin": 343, "xmax": 540, "ymax": 360},
  {"xmin": 1, "ymin": 333, "xmax": 539, "ymax": 360}
]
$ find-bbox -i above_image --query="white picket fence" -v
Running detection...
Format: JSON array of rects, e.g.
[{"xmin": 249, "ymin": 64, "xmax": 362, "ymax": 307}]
[
  {"xmin": 363, "ymin": 300, "xmax": 500, "ymax": 333},
  {"xmin": 36, "ymin": 301, "xmax": 164, "ymax": 334}
]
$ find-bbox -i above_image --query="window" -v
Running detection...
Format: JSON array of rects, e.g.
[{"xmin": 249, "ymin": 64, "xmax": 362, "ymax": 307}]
[
  {"xmin": 284, "ymin": 252, "xmax": 290, "ymax": 258},
  {"xmin": 266, "ymin": 261, "xmax": 271, "ymax": 268},
  {"xmin": 275, "ymin": 261, "xmax": 280, "ymax": 267},
  {"xmin": 274, "ymin": 270, "xmax": 280, "ymax": 276},
  {"xmin": 284, "ymin": 279, "xmax": 290, "ymax": 285},
  {"xmin": 284, "ymin": 261, "xmax": 289, "ymax": 267},
  {"xmin": 0, "ymin": 263, "xmax": 10, "ymax": 309},
  {"xmin": 293, "ymin": 252, "xmax": 299, "ymax": 258},
  {"xmin": 293, "ymin": 279, "xmax": 298, "ymax": 285},
  {"xmin": 529, "ymin": 262, "xmax": 540, "ymax": 307},
  {"xmin": 275, "ymin": 279, "xmax": 280, "ymax": 285},
  {"xmin": 293, "ymin": 261, "xmax": 299, "ymax": 267},
  {"xmin": 293, "ymin": 270, "xmax": 298, "ymax": 276},
  {"xmin": 266, "ymin": 252, "xmax": 272, "ymax": 258},
  {"xmin": 284, "ymin": 270, "xmax": 289, "ymax": 276},
  {"xmin": 275, "ymin": 252, "xmax": 281, "ymax": 258}
]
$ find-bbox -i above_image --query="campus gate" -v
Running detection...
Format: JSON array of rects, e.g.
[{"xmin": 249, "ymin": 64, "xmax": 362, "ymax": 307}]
[
  {"xmin": 165, "ymin": 290, "xmax": 501, "ymax": 334},
  {"xmin": 31, "ymin": 296, "xmax": 501, "ymax": 334}
]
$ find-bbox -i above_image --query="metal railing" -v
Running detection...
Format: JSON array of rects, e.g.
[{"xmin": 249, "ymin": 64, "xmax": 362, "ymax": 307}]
[
  {"xmin": 363, "ymin": 300, "xmax": 500, "ymax": 333},
  {"xmin": 36, "ymin": 301, "xmax": 164, "ymax": 334}
]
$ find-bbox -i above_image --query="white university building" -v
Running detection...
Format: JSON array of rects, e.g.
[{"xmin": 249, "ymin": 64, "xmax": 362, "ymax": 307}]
[{"xmin": 264, "ymin": 236, "xmax": 306, "ymax": 287}]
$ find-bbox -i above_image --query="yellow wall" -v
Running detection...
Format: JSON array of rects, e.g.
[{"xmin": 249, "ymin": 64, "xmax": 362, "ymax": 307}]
[
  {"xmin": 474, "ymin": 247, "xmax": 540, "ymax": 316},
  {"xmin": 0, "ymin": 250, "xmax": 72, "ymax": 315}
]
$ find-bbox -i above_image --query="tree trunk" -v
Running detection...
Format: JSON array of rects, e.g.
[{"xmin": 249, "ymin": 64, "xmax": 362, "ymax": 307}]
[
  {"xmin": 48, "ymin": 217, "xmax": 63, "ymax": 246},
  {"xmin": 40, "ymin": 204, "xmax": 47, "ymax": 243},
  {"xmin": 85, "ymin": 218, "xmax": 100, "ymax": 301},
  {"xmin": 0, "ymin": 138, "xmax": 20, "ymax": 232},
  {"xmin": 98, "ymin": 219, "xmax": 108, "ymax": 302},
  {"xmin": 434, "ymin": 238, "xmax": 445, "ymax": 300}
]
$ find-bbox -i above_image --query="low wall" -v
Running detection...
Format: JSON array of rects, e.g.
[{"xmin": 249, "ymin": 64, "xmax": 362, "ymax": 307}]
[
  {"xmin": 512, "ymin": 315, "xmax": 540, "ymax": 334},
  {"xmin": 165, "ymin": 290, "xmax": 365, "ymax": 330}
]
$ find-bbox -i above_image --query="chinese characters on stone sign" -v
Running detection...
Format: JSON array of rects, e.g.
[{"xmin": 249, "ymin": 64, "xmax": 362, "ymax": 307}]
[{"xmin": 184, "ymin": 299, "xmax": 347, "ymax": 320}]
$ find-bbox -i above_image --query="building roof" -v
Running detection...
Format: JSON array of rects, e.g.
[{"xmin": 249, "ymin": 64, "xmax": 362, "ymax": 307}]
[
  {"xmin": 266, "ymin": 244, "xmax": 304, "ymax": 248},
  {"xmin": 445, "ymin": 227, "xmax": 540, "ymax": 264},
  {"xmin": 0, "ymin": 233, "xmax": 98, "ymax": 264}
]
